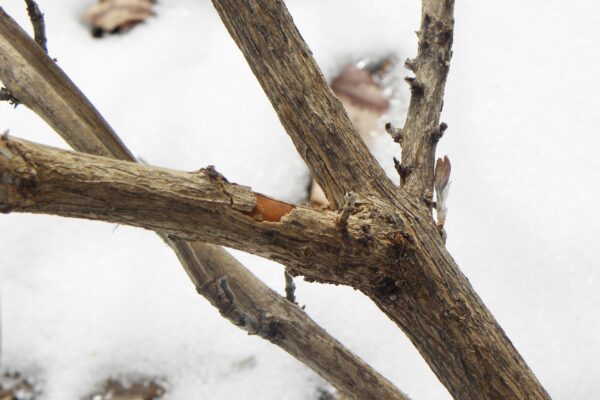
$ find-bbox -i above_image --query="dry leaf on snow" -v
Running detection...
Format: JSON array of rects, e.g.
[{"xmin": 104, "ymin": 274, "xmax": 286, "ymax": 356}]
[{"xmin": 84, "ymin": 0, "xmax": 156, "ymax": 37}]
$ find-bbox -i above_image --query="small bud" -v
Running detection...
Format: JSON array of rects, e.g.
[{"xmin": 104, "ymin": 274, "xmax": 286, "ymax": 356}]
[
  {"xmin": 430, "ymin": 122, "xmax": 448, "ymax": 144},
  {"xmin": 385, "ymin": 123, "xmax": 403, "ymax": 144},
  {"xmin": 404, "ymin": 76, "xmax": 424, "ymax": 95},
  {"xmin": 404, "ymin": 58, "xmax": 416, "ymax": 71}
]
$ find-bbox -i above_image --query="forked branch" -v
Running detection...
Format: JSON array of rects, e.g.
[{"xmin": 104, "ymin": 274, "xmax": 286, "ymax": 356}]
[
  {"xmin": 0, "ymin": 1, "xmax": 554, "ymax": 399},
  {"xmin": 0, "ymin": 7, "xmax": 408, "ymax": 399},
  {"xmin": 212, "ymin": 1, "xmax": 552, "ymax": 399}
]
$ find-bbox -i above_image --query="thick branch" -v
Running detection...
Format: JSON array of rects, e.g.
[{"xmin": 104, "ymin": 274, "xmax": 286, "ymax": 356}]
[
  {"xmin": 400, "ymin": 0, "xmax": 454, "ymax": 200},
  {"xmin": 211, "ymin": 0, "xmax": 396, "ymax": 208},
  {"xmin": 0, "ymin": 3, "xmax": 553, "ymax": 399},
  {"xmin": 0, "ymin": 9, "xmax": 408, "ymax": 399},
  {"xmin": 0, "ymin": 136, "xmax": 394, "ymax": 285}
]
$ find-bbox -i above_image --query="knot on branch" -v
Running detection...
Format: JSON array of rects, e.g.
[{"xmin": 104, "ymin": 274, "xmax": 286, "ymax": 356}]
[
  {"xmin": 393, "ymin": 157, "xmax": 411, "ymax": 184},
  {"xmin": 0, "ymin": 88, "xmax": 20, "ymax": 107},
  {"xmin": 404, "ymin": 58, "xmax": 417, "ymax": 72},
  {"xmin": 0, "ymin": 134, "xmax": 38, "ymax": 208},
  {"xmin": 284, "ymin": 271, "xmax": 297, "ymax": 304},
  {"xmin": 335, "ymin": 191, "xmax": 356, "ymax": 231},
  {"xmin": 200, "ymin": 165, "xmax": 229, "ymax": 182},
  {"xmin": 429, "ymin": 122, "xmax": 448, "ymax": 144},
  {"xmin": 385, "ymin": 122, "xmax": 403, "ymax": 144},
  {"xmin": 256, "ymin": 313, "xmax": 284, "ymax": 343},
  {"xmin": 404, "ymin": 76, "xmax": 424, "ymax": 96},
  {"xmin": 199, "ymin": 277, "xmax": 284, "ymax": 342}
]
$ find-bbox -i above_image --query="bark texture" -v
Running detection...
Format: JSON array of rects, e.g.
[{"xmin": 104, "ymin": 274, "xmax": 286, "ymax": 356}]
[
  {"xmin": 211, "ymin": 1, "xmax": 551, "ymax": 399},
  {"xmin": 212, "ymin": 0, "xmax": 395, "ymax": 208},
  {"xmin": 0, "ymin": 7, "xmax": 408, "ymax": 400},
  {"xmin": 400, "ymin": 0, "xmax": 454, "ymax": 200},
  {"xmin": 0, "ymin": 136, "xmax": 400, "ymax": 286},
  {"xmin": 0, "ymin": 1, "xmax": 554, "ymax": 399},
  {"xmin": 0, "ymin": 134, "xmax": 550, "ymax": 399}
]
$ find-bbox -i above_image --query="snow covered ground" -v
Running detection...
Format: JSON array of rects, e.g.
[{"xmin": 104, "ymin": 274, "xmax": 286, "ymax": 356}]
[{"xmin": 1, "ymin": 0, "xmax": 600, "ymax": 398}]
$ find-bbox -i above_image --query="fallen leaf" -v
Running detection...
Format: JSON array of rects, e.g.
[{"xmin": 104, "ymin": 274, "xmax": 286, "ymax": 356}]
[
  {"xmin": 90, "ymin": 379, "xmax": 165, "ymax": 400},
  {"xmin": 84, "ymin": 0, "xmax": 156, "ymax": 37}
]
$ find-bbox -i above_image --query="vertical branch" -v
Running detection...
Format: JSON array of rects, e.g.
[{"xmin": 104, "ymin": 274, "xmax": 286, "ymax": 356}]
[{"xmin": 398, "ymin": 0, "xmax": 454, "ymax": 204}]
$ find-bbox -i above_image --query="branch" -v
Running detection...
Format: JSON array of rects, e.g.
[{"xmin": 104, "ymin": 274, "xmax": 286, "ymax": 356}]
[
  {"xmin": 0, "ymin": 3, "xmax": 553, "ymax": 399},
  {"xmin": 212, "ymin": 2, "xmax": 549, "ymax": 398},
  {"xmin": 24, "ymin": 0, "xmax": 48, "ymax": 53},
  {"xmin": 0, "ymin": 7, "xmax": 133, "ymax": 161},
  {"xmin": 180, "ymin": 240, "xmax": 407, "ymax": 400},
  {"xmin": 0, "ymin": 135, "xmax": 391, "ymax": 285},
  {"xmin": 0, "ymin": 87, "xmax": 19, "ymax": 106},
  {"xmin": 398, "ymin": 0, "xmax": 454, "ymax": 202},
  {"xmin": 211, "ymin": 0, "xmax": 396, "ymax": 208},
  {"xmin": 0, "ymin": 8, "xmax": 409, "ymax": 399},
  {"xmin": 284, "ymin": 271, "xmax": 296, "ymax": 303}
]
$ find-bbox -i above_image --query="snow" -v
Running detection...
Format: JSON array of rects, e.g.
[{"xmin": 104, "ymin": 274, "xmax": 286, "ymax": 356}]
[{"xmin": 0, "ymin": 0, "xmax": 599, "ymax": 398}]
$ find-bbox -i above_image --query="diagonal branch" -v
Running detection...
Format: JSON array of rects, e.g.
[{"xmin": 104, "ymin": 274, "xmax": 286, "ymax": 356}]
[
  {"xmin": 211, "ymin": 0, "xmax": 396, "ymax": 209},
  {"xmin": 0, "ymin": 7, "xmax": 133, "ymax": 161},
  {"xmin": 398, "ymin": 0, "xmax": 454, "ymax": 202},
  {"xmin": 0, "ymin": 8, "xmax": 408, "ymax": 399}
]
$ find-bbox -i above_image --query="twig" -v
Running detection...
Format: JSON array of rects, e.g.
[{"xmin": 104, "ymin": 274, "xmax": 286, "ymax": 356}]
[
  {"xmin": 0, "ymin": 87, "xmax": 20, "ymax": 107},
  {"xmin": 24, "ymin": 0, "xmax": 48, "ymax": 53},
  {"xmin": 385, "ymin": 122, "xmax": 403, "ymax": 144},
  {"xmin": 335, "ymin": 191, "xmax": 356, "ymax": 231},
  {"xmin": 284, "ymin": 271, "xmax": 296, "ymax": 304},
  {"xmin": 397, "ymin": 0, "xmax": 456, "ymax": 200}
]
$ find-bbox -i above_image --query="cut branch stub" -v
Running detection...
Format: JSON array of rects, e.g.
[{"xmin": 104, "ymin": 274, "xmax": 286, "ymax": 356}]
[
  {"xmin": 385, "ymin": 122, "xmax": 404, "ymax": 144},
  {"xmin": 335, "ymin": 191, "xmax": 357, "ymax": 231}
]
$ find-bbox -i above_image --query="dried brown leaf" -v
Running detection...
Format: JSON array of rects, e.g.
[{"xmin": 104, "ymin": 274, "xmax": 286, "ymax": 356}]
[
  {"xmin": 84, "ymin": 0, "xmax": 156, "ymax": 35},
  {"xmin": 90, "ymin": 379, "xmax": 165, "ymax": 400},
  {"xmin": 434, "ymin": 155, "xmax": 451, "ymax": 193},
  {"xmin": 331, "ymin": 65, "xmax": 390, "ymax": 113}
]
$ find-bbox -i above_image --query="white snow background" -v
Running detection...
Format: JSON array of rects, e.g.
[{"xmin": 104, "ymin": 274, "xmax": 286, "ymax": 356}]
[{"xmin": 0, "ymin": 0, "xmax": 599, "ymax": 398}]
